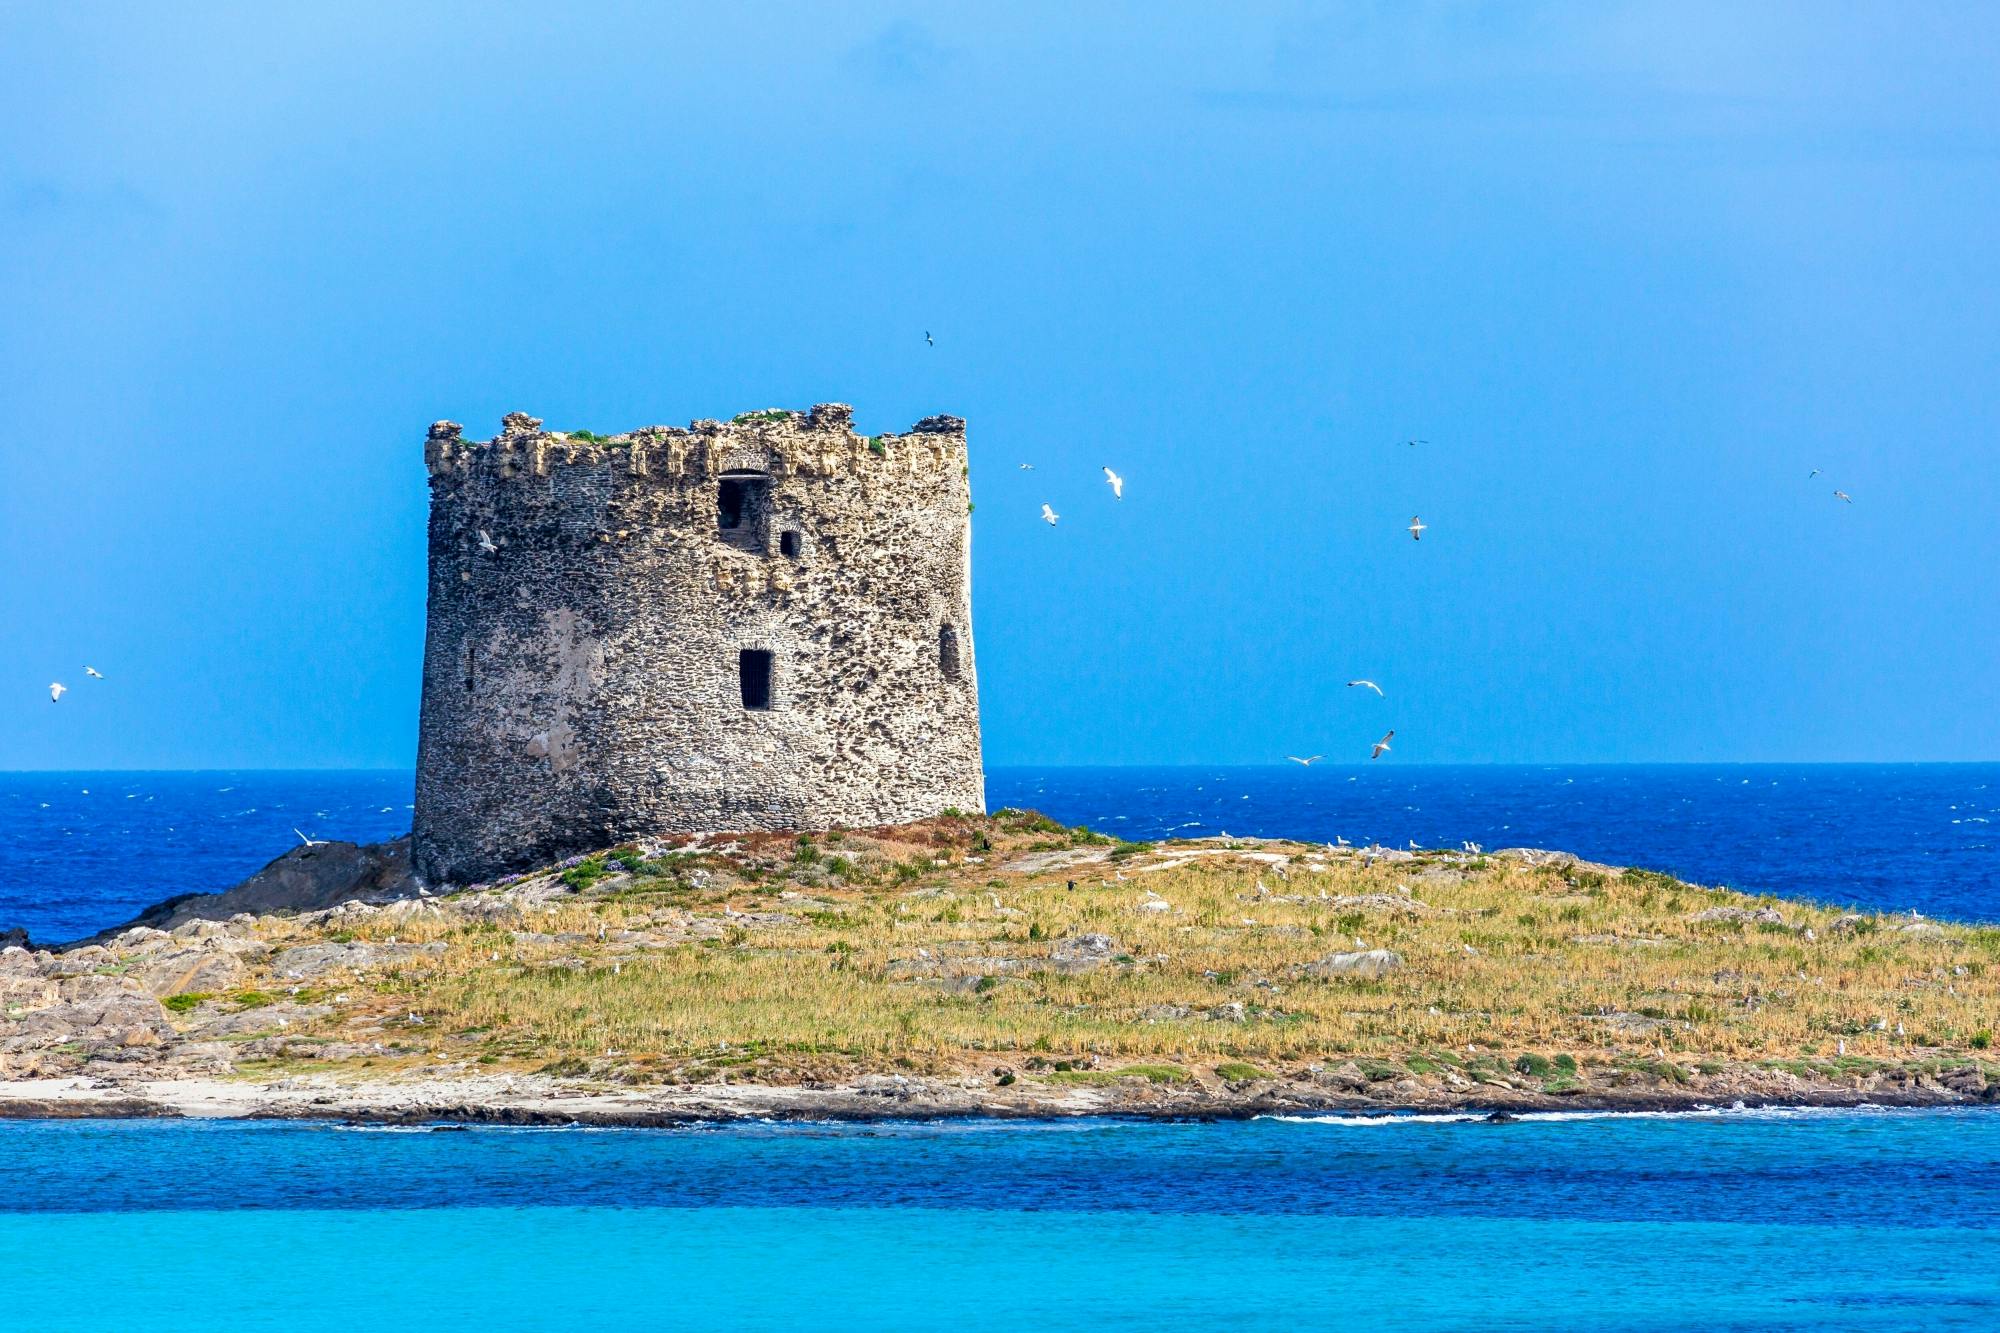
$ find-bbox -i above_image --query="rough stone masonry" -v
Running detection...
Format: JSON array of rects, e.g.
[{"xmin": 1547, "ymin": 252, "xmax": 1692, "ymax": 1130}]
[{"xmin": 412, "ymin": 404, "xmax": 983, "ymax": 885}]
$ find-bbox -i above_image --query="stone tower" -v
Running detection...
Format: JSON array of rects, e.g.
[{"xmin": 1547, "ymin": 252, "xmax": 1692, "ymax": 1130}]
[{"xmin": 412, "ymin": 404, "xmax": 983, "ymax": 885}]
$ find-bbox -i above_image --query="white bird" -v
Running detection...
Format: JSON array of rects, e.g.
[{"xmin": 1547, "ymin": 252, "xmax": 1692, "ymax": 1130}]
[
  {"xmin": 1808, "ymin": 469, "xmax": 1821, "ymax": 479},
  {"xmin": 925, "ymin": 331, "xmax": 934, "ymax": 346},
  {"xmin": 1287, "ymin": 755, "xmax": 1322, "ymax": 766},
  {"xmin": 48, "ymin": 682, "xmax": 66, "ymax": 703},
  {"xmin": 1040, "ymin": 504, "xmax": 1059, "ymax": 526},
  {"xmin": 1335, "ymin": 835, "xmax": 1351, "ymax": 847},
  {"xmin": 1371, "ymin": 730, "xmax": 1395, "ymax": 760},
  {"xmin": 84, "ymin": 667, "xmax": 105, "ymax": 679},
  {"xmin": 1018, "ymin": 462, "xmax": 1034, "ymax": 470},
  {"xmin": 477, "ymin": 530, "xmax": 498, "ymax": 554},
  {"xmin": 1837, "ymin": 1038, "xmax": 1846, "ymax": 1056},
  {"xmin": 293, "ymin": 828, "xmax": 327, "ymax": 848},
  {"xmin": 1103, "ymin": 466, "xmax": 1124, "ymax": 499},
  {"xmin": 1833, "ymin": 490, "xmax": 1852, "ymax": 503},
  {"xmin": 1407, "ymin": 516, "xmax": 1427, "ymax": 541},
  {"xmin": 1346, "ymin": 680, "xmax": 1384, "ymax": 697}
]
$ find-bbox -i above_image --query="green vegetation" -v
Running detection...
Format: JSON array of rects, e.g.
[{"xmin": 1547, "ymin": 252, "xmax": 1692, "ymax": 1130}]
[
  {"xmin": 731, "ymin": 410, "xmax": 793, "ymax": 425},
  {"xmin": 1215, "ymin": 1062, "xmax": 1271, "ymax": 1081},
  {"xmin": 162, "ymin": 993, "xmax": 212, "ymax": 1013}
]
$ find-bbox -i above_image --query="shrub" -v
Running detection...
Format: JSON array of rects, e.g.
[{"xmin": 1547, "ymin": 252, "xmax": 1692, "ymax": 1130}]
[
  {"xmin": 1973, "ymin": 1031, "xmax": 1993, "ymax": 1050},
  {"xmin": 1514, "ymin": 1052, "xmax": 1553, "ymax": 1078},
  {"xmin": 562, "ymin": 856, "xmax": 609, "ymax": 891},
  {"xmin": 1215, "ymin": 1062, "xmax": 1271, "ymax": 1082},
  {"xmin": 162, "ymin": 993, "xmax": 211, "ymax": 1014}
]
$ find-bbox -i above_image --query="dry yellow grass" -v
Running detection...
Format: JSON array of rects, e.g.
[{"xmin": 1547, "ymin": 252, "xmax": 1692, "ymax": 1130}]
[{"xmin": 233, "ymin": 813, "xmax": 2000, "ymax": 1089}]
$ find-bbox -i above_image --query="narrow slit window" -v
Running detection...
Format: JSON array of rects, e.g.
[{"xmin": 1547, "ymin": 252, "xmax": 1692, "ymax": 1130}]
[
  {"xmin": 739, "ymin": 649, "xmax": 773, "ymax": 710},
  {"xmin": 464, "ymin": 642, "xmax": 476, "ymax": 693},
  {"xmin": 939, "ymin": 623, "xmax": 962, "ymax": 680},
  {"xmin": 780, "ymin": 530, "xmax": 802, "ymax": 559}
]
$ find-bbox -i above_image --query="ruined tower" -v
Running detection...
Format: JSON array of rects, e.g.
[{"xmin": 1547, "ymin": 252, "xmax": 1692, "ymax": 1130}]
[{"xmin": 411, "ymin": 404, "xmax": 983, "ymax": 885}]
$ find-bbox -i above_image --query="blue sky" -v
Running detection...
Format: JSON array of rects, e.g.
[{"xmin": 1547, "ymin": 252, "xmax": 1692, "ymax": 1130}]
[{"xmin": 3, "ymin": 2, "xmax": 1996, "ymax": 768}]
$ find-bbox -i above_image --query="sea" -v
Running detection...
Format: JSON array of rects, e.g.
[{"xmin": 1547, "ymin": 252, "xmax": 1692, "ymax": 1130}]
[
  {"xmin": 1, "ymin": 764, "xmax": 1994, "ymax": 943},
  {"xmin": 3, "ymin": 764, "xmax": 1997, "ymax": 1331}
]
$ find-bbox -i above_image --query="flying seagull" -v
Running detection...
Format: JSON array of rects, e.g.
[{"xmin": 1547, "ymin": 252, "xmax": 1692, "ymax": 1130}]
[
  {"xmin": 1833, "ymin": 490, "xmax": 1852, "ymax": 503},
  {"xmin": 293, "ymin": 828, "xmax": 327, "ymax": 847},
  {"xmin": 48, "ymin": 682, "xmax": 66, "ymax": 703},
  {"xmin": 1370, "ymin": 730, "xmax": 1395, "ymax": 760},
  {"xmin": 1809, "ymin": 469, "xmax": 1821, "ymax": 479},
  {"xmin": 925, "ymin": 331, "xmax": 934, "ymax": 347},
  {"xmin": 1406, "ymin": 438, "xmax": 1427, "ymax": 447},
  {"xmin": 1040, "ymin": 504, "xmax": 1059, "ymax": 526},
  {"xmin": 1346, "ymin": 679, "xmax": 1384, "ymax": 697},
  {"xmin": 1019, "ymin": 462, "xmax": 1034, "ymax": 470},
  {"xmin": 477, "ymin": 530, "xmax": 499, "ymax": 554},
  {"xmin": 1408, "ymin": 516, "xmax": 1427, "ymax": 541},
  {"xmin": 84, "ymin": 667, "xmax": 104, "ymax": 679},
  {"xmin": 1287, "ymin": 755, "xmax": 1323, "ymax": 766},
  {"xmin": 1103, "ymin": 466, "xmax": 1124, "ymax": 499}
]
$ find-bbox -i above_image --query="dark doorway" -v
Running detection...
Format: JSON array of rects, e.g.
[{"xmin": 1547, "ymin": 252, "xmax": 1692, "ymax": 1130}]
[
  {"xmin": 780, "ymin": 530, "xmax": 802, "ymax": 559},
  {"xmin": 717, "ymin": 473, "xmax": 772, "ymax": 551},
  {"xmin": 739, "ymin": 649, "xmax": 773, "ymax": 709}
]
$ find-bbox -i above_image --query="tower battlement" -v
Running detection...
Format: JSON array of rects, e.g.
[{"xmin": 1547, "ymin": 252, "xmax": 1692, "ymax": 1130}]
[{"xmin": 411, "ymin": 404, "xmax": 982, "ymax": 885}]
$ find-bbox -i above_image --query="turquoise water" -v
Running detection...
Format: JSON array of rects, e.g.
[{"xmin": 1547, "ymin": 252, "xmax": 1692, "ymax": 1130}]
[{"xmin": 5, "ymin": 1110, "xmax": 1997, "ymax": 1331}]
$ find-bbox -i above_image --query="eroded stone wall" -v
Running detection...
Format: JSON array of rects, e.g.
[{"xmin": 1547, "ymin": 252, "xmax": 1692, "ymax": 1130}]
[{"xmin": 412, "ymin": 403, "xmax": 982, "ymax": 884}]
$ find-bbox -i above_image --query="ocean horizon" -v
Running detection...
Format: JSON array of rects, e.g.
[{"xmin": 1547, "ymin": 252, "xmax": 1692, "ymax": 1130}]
[{"xmin": 3, "ymin": 763, "xmax": 1995, "ymax": 942}]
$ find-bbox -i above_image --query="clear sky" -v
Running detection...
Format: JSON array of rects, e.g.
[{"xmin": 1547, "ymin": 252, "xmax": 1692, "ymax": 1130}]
[{"xmin": 3, "ymin": 2, "xmax": 1996, "ymax": 769}]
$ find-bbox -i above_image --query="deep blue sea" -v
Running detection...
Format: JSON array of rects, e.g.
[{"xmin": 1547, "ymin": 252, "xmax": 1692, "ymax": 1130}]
[
  {"xmin": 1, "ymin": 765, "xmax": 1995, "ymax": 942},
  {"xmin": 4, "ymin": 1111, "xmax": 1998, "ymax": 1331}
]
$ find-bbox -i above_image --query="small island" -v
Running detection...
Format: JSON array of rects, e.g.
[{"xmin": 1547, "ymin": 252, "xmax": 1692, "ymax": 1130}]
[{"xmin": 4, "ymin": 811, "xmax": 1994, "ymax": 1123}]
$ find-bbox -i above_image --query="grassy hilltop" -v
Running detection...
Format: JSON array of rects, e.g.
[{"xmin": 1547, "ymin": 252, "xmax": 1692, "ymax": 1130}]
[{"xmin": 68, "ymin": 809, "xmax": 1993, "ymax": 1112}]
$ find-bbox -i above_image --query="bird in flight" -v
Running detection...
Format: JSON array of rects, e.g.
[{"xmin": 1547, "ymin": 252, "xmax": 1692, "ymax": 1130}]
[
  {"xmin": 1406, "ymin": 438, "xmax": 1427, "ymax": 447},
  {"xmin": 1040, "ymin": 504, "xmax": 1060, "ymax": 526},
  {"xmin": 48, "ymin": 682, "xmax": 66, "ymax": 703},
  {"xmin": 477, "ymin": 530, "xmax": 499, "ymax": 554},
  {"xmin": 84, "ymin": 667, "xmax": 104, "ymax": 679},
  {"xmin": 293, "ymin": 828, "xmax": 328, "ymax": 848},
  {"xmin": 925, "ymin": 331, "xmax": 934, "ymax": 347},
  {"xmin": 1408, "ymin": 516, "xmax": 1427, "ymax": 541},
  {"xmin": 1370, "ymin": 730, "xmax": 1395, "ymax": 759},
  {"xmin": 1346, "ymin": 679, "xmax": 1384, "ymax": 697},
  {"xmin": 1809, "ymin": 469, "xmax": 1821, "ymax": 479},
  {"xmin": 1019, "ymin": 463, "xmax": 1034, "ymax": 470},
  {"xmin": 1833, "ymin": 490, "xmax": 1852, "ymax": 503},
  {"xmin": 1287, "ymin": 755, "xmax": 1323, "ymax": 766},
  {"xmin": 1103, "ymin": 467, "xmax": 1124, "ymax": 499}
]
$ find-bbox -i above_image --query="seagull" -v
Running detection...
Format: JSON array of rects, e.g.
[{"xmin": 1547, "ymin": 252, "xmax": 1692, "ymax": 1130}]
[
  {"xmin": 1018, "ymin": 463, "xmax": 1034, "ymax": 470},
  {"xmin": 1370, "ymin": 730, "xmax": 1395, "ymax": 760},
  {"xmin": 1040, "ymin": 504, "xmax": 1059, "ymax": 526},
  {"xmin": 1346, "ymin": 680, "xmax": 1384, "ymax": 697},
  {"xmin": 1103, "ymin": 466, "xmax": 1124, "ymax": 499},
  {"xmin": 1833, "ymin": 490, "xmax": 1852, "ymax": 503},
  {"xmin": 48, "ymin": 682, "xmax": 66, "ymax": 703},
  {"xmin": 293, "ymin": 827, "xmax": 327, "ymax": 847},
  {"xmin": 926, "ymin": 331, "xmax": 934, "ymax": 346},
  {"xmin": 84, "ymin": 667, "xmax": 104, "ymax": 679},
  {"xmin": 1408, "ymin": 516, "xmax": 1427, "ymax": 541},
  {"xmin": 1808, "ymin": 469, "xmax": 1821, "ymax": 479},
  {"xmin": 1335, "ymin": 835, "xmax": 1351, "ymax": 847},
  {"xmin": 1287, "ymin": 755, "xmax": 1323, "ymax": 766},
  {"xmin": 477, "ymin": 530, "xmax": 499, "ymax": 554},
  {"xmin": 1405, "ymin": 438, "xmax": 1427, "ymax": 447}
]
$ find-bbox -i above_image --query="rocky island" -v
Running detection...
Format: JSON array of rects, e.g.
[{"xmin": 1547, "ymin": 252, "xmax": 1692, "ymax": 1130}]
[{"xmin": 4, "ymin": 811, "xmax": 1995, "ymax": 1123}]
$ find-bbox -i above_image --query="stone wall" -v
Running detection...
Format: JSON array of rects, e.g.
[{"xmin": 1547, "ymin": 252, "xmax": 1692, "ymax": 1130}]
[{"xmin": 412, "ymin": 403, "xmax": 983, "ymax": 885}]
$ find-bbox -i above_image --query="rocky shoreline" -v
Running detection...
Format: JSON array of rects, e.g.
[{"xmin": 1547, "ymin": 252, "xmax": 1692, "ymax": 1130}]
[{"xmin": 6, "ymin": 813, "xmax": 1997, "ymax": 1126}]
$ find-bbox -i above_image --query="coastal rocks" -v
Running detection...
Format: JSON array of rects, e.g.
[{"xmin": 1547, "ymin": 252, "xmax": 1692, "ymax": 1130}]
[
  {"xmin": 130, "ymin": 944, "xmax": 249, "ymax": 999},
  {"xmin": 74, "ymin": 837, "xmax": 418, "ymax": 944},
  {"xmin": 1, "ymin": 928, "xmax": 27, "ymax": 951},
  {"xmin": 1688, "ymin": 906, "xmax": 1785, "ymax": 926},
  {"xmin": 2, "ymin": 971, "xmax": 172, "ymax": 1072},
  {"xmin": 1047, "ymin": 933, "xmax": 1119, "ymax": 971},
  {"xmin": 270, "ymin": 941, "xmax": 446, "ymax": 981},
  {"xmin": 1303, "ymin": 949, "xmax": 1402, "ymax": 979}
]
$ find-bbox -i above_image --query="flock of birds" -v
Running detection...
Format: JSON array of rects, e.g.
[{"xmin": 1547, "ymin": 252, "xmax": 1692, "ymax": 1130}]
[{"xmin": 46, "ymin": 666, "xmax": 104, "ymax": 703}]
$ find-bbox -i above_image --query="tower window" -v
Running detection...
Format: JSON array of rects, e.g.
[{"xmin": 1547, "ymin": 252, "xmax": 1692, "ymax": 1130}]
[
  {"xmin": 464, "ymin": 642, "xmax": 476, "ymax": 693},
  {"xmin": 780, "ymin": 530, "xmax": 802, "ymax": 559},
  {"xmin": 939, "ymin": 623, "xmax": 962, "ymax": 680},
  {"xmin": 716, "ymin": 472, "xmax": 772, "ymax": 551},
  {"xmin": 739, "ymin": 649, "xmax": 773, "ymax": 710}
]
